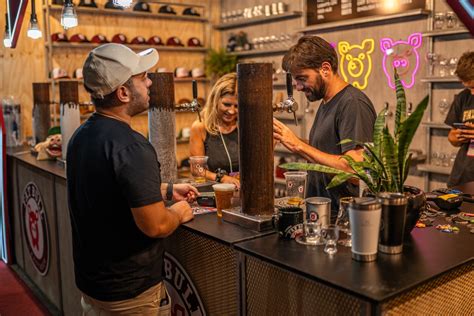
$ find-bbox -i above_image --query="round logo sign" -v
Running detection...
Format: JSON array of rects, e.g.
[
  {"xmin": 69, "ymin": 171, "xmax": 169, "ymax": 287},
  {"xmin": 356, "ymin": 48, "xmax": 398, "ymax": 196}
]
[
  {"xmin": 163, "ymin": 252, "xmax": 206, "ymax": 316},
  {"xmin": 22, "ymin": 182, "xmax": 50, "ymax": 276}
]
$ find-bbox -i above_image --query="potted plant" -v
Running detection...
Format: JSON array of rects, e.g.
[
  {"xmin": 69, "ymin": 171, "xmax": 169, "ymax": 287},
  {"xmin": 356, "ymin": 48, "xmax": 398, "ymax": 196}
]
[
  {"xmin": 204, "ymin": 48, "xmax": 237, "ymax": 82},
  {"xmin": 281, "ymin": 71, "xmax": 429, "ymax": 234}
]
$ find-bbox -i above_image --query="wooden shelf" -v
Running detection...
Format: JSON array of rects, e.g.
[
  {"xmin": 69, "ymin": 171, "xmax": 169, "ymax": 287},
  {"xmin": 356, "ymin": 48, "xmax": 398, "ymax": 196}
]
[
  {"xmin": 49, "ymin": 42, "xmax": 208, "ymax": 52},
  {"xmin": 214, "ymin": 11, "xmax": 302, "ymax": 30},
  {"xmin": 274, "ymin": 178, "xmax": 286, "ymax": 185},
  {"xmin": 422, "ymin": 28, "xmax": 470, "ymax": 37},
  {"xmin": 422, "ymin": 122, "xmax": 451, "ymax": 129},
  {"xmin": 46, "ymin": 5, "xmax": 208, "ymax": 22},
  {"xmin": 417, "ymin": 164, "xmax": 451, "ymax": 175},
  {"xmin": 229, "ymin": 47, "xmax": 289, "ymax": 57},
  {"xmin": 420, "ymin": 76, "xmax": 460, "ymax": 83},
  {"xmin": 50, "ymin": 78, "xmax": 209, "ymax": 84},
  {"xmin": 299, "ymin": 9, "xmax": 430, "ymax": 33}
]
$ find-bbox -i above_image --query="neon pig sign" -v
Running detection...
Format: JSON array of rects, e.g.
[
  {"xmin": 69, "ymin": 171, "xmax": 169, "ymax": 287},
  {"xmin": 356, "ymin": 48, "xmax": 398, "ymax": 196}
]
[
  {"xmin": 338, "ymin": 39, "xmax": 375, "ymax": 90},
  {"xmin": 380, "ymin": 33, "xmax": 422, "ymax": 89}
]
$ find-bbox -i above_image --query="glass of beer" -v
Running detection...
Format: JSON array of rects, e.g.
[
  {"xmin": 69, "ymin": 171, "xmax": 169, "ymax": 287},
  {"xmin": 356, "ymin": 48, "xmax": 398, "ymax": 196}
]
[
  {"xmin": 212, "ymin": 183, "xmax": 235, "ymax": 217},
  {"xmin": 283, "ymin": 171, "xmax": 307, "ymax": 206},
  {"xmin": 189, "ymin": 156, "xmax": 208, "ymax": 183}
]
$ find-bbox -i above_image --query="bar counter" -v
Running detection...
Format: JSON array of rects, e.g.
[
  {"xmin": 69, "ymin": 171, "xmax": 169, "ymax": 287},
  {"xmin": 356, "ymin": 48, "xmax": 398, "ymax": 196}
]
[{"xmin": 6, "ymin": 151, "xmax": 474, "ymax": 315}]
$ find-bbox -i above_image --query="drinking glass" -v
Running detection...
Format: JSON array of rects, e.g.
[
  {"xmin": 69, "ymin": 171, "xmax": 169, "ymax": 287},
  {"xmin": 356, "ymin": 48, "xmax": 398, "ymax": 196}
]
[
  {"xmin": 283, "ymin": 171, "xmax": 307, "ymax": 206},
  {"xmin": 321, "ymin": 225, "xmax": 339, "ymax": 255},
  {"xmin": 448, "ymin": 57, "xmax": 458, "ymax": 76},
  {"xmin": 336, "ymin": 197, "xmax": 353, "ymax": 247},
  {"xmin": 446, "ymin": 11, "xmax": 458, "ymax": 28},
  {"xmin": 438, "ymin": 98, "xmax": 449, "ymax": 115},
  {"xmin": 433, "ymin": 12, "xmax": 445, "ymax": 30},
  {"xmin": 189, "ymin": 156, "xmax": 208, "ymax": 183},
  {"xmin": 438, "ymin": 57, "xmax": 448, "ymax": 77}
]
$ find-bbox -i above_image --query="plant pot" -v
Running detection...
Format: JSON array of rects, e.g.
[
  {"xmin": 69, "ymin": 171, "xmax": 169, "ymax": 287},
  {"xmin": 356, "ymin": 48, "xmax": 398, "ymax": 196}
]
[{"xmin": 403, "ymin": 185, "xmax": 426, "ymax": 237}]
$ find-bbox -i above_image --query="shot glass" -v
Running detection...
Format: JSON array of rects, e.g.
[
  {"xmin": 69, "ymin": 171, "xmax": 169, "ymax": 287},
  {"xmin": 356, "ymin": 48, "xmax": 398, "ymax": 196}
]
[
  {"xmin": 284, "ymin": 171, "xmax": 307, "ymax": 206},
  {"xmin": 321, "ymin": 225, "xmax": 339, "ymax": 255},
  {"xmin": 189, "ymin": 156, "xmax": 208, "ymax": 183}
]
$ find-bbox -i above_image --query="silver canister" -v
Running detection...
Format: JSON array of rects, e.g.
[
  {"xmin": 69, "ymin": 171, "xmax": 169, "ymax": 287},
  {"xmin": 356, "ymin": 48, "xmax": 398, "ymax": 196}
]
[
  {"xmin": 348, "ymin": 197, "xmax": 382, "ymax": 262},
  {"xmin": 378, "ymin": 193, "xmax": 408, "ymax": 254},
  {"xmin": 305, "ymin": 197, "xmax": 331, "ymax": 226}
]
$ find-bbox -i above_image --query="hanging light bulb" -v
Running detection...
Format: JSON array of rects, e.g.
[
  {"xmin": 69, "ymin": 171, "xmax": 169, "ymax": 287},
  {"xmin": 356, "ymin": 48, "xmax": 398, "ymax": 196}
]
[
  {"xmin": 3, "ymin": 14, "xmax": 12, "ymax": 48},
  {"xmin": 61, "ymin": 0, "xmax": 78, "ymax": 29},
  {"xmin": 27, "ymin": 0, "xmax": 42, "ymax": 39},
  {"xmin": 113, "ymin": 0, "xmax": 133, "ymax": 8}
]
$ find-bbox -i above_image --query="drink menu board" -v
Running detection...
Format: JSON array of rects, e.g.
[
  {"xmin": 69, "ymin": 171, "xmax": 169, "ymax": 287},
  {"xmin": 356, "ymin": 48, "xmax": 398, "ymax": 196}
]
[{"xmin": 307, "ymin": 0, "xmax": 426, "ymax": 25}]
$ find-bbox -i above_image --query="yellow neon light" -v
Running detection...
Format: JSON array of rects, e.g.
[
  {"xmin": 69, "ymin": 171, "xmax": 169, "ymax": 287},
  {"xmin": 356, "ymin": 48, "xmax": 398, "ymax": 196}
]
[{"xmin": 338, "ymin": 39, "xmax": 375, "ymax": 90}]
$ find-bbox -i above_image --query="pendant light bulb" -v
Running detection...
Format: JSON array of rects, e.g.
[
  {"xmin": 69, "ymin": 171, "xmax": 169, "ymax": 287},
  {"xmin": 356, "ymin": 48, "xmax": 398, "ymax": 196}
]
[
  {"xmin": 61, "ymin": 0, "xmax": 78, "ymax": 29},
  {"xmin": 27, "ymin": 0, "xmax": 42, "ymax": 39},
  {"xmin": 113, "ymin": 0, "xmax": 133, "ymax": 8},
  {"xmin": 3, "ymin": 14, "xmax": 11, "ymax": 48}
]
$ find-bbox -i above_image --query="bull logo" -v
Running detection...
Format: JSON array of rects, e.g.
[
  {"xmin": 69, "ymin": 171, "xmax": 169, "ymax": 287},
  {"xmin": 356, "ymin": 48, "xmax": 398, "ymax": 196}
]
[
  {"xmin": 338, "ymin": 39, "xmax": 374, "ymax": 90},
  {"xmin": 380, "ymin": 33, "xmax": 422, "ymax": 89}
]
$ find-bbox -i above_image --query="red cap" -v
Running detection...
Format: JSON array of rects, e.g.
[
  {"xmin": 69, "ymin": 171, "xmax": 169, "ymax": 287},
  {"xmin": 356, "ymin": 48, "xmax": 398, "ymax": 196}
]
[
  {"xmin": 187, "ymin": 37, "xmax": 202, "ymax": 47},
  {"xmin": 51, "ymin": 32, "xmax": 68, "ymax": 42},
  {"xmin": 90, "ymin": 34, "xmax": 108, "ymax": 44},
  {"xmin": 166, "ymin": 36, "xmax": 184, "ymax": 46},
  {"xmin": 131, "ymin": 36, "xmax": 146, "ymax": 45},
  {"xmin": 111, "ymin": 34, "xmax": 128, "ymax": 44},
  {"xmin": 147, "ymin": 36, "xmax": 164, "ymax": 46},
  {"xmin": 70, "ymin": 33, "xmax": 89, "ymax": 43}
]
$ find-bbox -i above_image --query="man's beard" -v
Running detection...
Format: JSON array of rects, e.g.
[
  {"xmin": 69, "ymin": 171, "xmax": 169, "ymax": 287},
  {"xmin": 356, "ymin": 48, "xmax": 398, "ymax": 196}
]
[
  {"xmin": 127, "ymin": 85, "xmax": 148, "ymax": 116},
  {"xmin": 305, "ymin": 76, "xmax": 326, "ymax": 102}
]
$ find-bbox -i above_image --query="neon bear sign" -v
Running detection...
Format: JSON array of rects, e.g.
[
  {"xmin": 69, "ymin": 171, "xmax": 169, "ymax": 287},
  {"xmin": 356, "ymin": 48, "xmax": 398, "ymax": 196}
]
[
  {"xmin": 338, "ymin": 39, "xmax": 375, "ymax": 90},
  {"xmin": 380, "ymin": 33, "xmax": 422, "ymax": 89}
]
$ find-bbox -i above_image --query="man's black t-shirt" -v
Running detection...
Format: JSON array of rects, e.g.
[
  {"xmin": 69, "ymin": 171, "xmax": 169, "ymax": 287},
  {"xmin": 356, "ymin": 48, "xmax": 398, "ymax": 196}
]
[
  {"xmin": 67, "ymin": 113, "xmax": 164, "ymax": 301},
  {"xmin": 444, "ymin": 89, "xmax": 474, "ymax": 187},
  {"xmin": 308, "ymin": 85, "xmax": 376, "ymax": 211}
]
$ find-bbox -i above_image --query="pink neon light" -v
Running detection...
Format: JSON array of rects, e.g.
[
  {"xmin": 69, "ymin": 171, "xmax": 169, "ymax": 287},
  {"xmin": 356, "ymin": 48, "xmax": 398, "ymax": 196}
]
[{"xmin": 379, "ymin": 33, "xmax": 422, "ymax": 89}]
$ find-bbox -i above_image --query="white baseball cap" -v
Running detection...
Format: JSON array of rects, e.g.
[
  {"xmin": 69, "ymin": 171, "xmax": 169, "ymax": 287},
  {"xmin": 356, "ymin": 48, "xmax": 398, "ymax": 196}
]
[{"xmin": 83, "ymin": 43, "xmax": 159, "ymax": 99}]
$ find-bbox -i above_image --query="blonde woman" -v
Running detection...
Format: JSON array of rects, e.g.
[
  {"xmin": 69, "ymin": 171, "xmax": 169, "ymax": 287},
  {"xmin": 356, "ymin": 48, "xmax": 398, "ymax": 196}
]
[{"xmin": 189, "ymin": 73, "xmax": 240, "ymax": 188}]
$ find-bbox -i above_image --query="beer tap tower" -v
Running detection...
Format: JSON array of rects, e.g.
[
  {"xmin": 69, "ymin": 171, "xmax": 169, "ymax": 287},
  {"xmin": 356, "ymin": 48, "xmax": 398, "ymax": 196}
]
[
  {"xmin": 32, "ymin": 83, "xmax": 52, "ymax": 145},
  {"xmin": 148, "ymin": 74, "xmax": 202, "ymax": 183},
  {"xmin": 222, "ymin": 63, "xmax": 275, "ymax": 231},
  {"xmin": 273, "ymin": 72, "xmax": 298, "ymax": 125}
]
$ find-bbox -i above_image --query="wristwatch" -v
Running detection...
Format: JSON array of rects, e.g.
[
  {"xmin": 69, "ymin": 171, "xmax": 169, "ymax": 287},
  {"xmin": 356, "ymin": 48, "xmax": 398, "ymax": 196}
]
[
  {"xmin": 215, "ymin": 168, "xmax": 226, "ymax": 183},
  {"xmin": 166, "ymin": 183, "xmax": 173, "ymax": 201}
]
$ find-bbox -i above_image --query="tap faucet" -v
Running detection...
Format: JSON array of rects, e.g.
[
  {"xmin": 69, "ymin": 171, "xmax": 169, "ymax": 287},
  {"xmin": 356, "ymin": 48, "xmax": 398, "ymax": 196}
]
[
  {"xmin": 175, "ymin": 80, "xmax": 202, "ymax": 121},
  {"xmin": 273, "ymin": 72, "xmax": 299, "ymax": 125}
]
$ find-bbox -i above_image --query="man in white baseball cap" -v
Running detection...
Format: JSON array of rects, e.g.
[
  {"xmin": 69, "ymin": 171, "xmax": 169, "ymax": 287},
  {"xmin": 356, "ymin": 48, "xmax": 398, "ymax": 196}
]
[{"xmin": 67, "ymin": 43, "xmax": 197, "ymax": 315}]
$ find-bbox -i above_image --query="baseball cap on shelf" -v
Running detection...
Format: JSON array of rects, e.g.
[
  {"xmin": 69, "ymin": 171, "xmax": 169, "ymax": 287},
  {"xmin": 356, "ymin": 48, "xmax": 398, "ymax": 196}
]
[
  {"xmin": 91, "ymin": 34, "xmax": 108, "ymax": 44},
  {"xmin": 104, "ymin": 0, "xmax": 123, "ymax": 10},
  {"xmin": 191, "ymin": 68, "xmax": 205, "ymax": 78},
  {"xmin": 182, "ymin": 7, "xmax": 200, "ymax": 16},
  {"xmin": 156, "ymin": 67, "xmax": 171, "ymax": 73},
  {"xmin": 133, "ymin": 1, "xmax": 150, "ymax": 12},
  {"xmin": 166, "ymin": 36, "xmax": 184, "ymax": 46},
  {"xmin": 187, "ymin": 37, "xmax": 202, "ymax": 47},
  {"xmin": 147, "ymin": 36, "xmax": 164, "ymax": 46},
  {"xmin": 78, "ymin": 0, "xmax": 98, "ymax": 8},
  {"xmin": 73, "ymin": 68, "xmax": 83, "ymax": 79},
  {"xmin": 175, "ymin": 67, "xmax": 190, "ymax": 78},
  {"xmin": 70, "ymin": 33, "xmax": 89, "ymax": 43},
  {"xmin": 158, "ymin": 5, "xmax": 176, "ymax": 14},
  {"xmin": 82, "ymin": 43, "xmax": 159, "ymax": 99},
  {"xmin": 51, "ymin": 68, "xmax": 69, "ymax": 79},
  {"xmin": 131, "ymin": 36, "xmax": 146, "ymax": 45},
  {"xmin": 111, "ymin": 34, "xmax": 128, "ymax": 44},
  {"xmin": 51, "ymin": 32, "xmax": 68, "ymax": 42}
]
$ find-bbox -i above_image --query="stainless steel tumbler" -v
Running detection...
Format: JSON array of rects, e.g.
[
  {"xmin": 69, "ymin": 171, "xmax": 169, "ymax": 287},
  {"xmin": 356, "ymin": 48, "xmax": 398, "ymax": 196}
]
[{"xmin": 378, "ymin": 193, "xmax": 408, "ymax": 254}]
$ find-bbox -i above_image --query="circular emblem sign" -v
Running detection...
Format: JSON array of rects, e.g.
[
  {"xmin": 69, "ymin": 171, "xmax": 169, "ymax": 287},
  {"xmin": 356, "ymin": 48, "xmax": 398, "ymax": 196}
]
[
  {"xmin": 22, "ymin": 182, "xmax": 50, "ymax": 276},
  {"xmin": 163, "ymin": 252, "xmax": 206, "ymax": 316}
]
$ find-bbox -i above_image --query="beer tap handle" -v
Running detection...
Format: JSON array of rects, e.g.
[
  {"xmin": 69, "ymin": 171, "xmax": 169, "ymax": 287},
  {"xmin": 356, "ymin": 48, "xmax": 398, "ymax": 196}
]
[
  {"xmin": 192, "ymin": 80, "xmax": 198, "ymax": 100},
  {"xmin": 192, "ymin": 80, "xmax": 202, "ymax": 122},
  {"xmin": 293, "ymin": 111, "xmax": 298, "ymax": 126},
  {"xmin": 286, "ymin": 72, "xmax": 293, "ymax": 98}
]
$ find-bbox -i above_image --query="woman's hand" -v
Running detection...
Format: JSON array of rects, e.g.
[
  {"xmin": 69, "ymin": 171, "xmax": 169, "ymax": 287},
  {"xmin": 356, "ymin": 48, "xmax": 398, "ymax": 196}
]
[
  {"xmin": 173, "ymin": 183, "xmax": 200, "ymax": 203},
  {"xmin": 221, "ymin": 175, "xmax": 240, "ymax": 189}
]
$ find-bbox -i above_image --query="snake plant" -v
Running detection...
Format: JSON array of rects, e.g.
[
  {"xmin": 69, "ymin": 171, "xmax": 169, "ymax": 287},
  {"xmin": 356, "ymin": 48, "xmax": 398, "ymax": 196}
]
[{"xmin": 280, "ymin": 71, "xmax": 429, "ymax": 194}]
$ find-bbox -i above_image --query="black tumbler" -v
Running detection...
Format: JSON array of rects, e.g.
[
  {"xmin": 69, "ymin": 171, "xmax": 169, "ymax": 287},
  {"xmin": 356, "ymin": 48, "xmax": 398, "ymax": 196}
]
[
  {"xmin": 274, "ymin": 207, "xmax": 303, "ymax": 239},
  {"xmin": 378, "ymin": 193, "xmax": 408, "ymax": 254}
]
